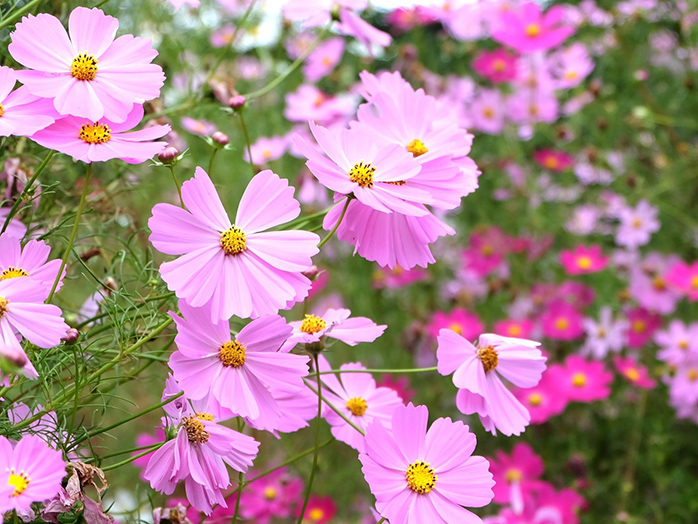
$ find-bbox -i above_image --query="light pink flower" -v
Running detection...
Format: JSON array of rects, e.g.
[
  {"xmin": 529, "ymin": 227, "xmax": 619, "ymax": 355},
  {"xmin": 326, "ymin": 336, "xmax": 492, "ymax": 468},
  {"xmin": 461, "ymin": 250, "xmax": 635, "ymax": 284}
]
[
  {"xmin": 336, "ymin": 9, "xmax": 392, "ymax": 51},
  {"xmin": 551, "ymin": 42, "xmax": 594, "ymax": 89},
  {"xmin": 0, "ymin": 66, "xmax": 57, "ymax": 137},
  {"xmin": 492, "ymin": 2, "xmax": 575, "ymax": 53},
  {"xmin": 470, "ymin": 89, "xmax": 506, "ymax": 135},
  {"xmin": 560, "ymin": 244, "xmax": 609, "ymax": 275},
  {"xmin": 373, "ymin": 264, "xmax": 430, "ymax": 287},
  {"xmin": 655, "ymin": 320, "xmax": 698, "ymax": 366},
  {"xmin": 31, "ymin": 105, "xmax": 169, "ymax": 164},
  {"xmin": 149, "ymin": 168, "xmax": 320, "ymax": 321},
  {"xmin": 437, "ymin": 331, "xmax": 546, "ymax": 436},
  {"xmin": 244, "ymin": 135, "xmax": 288, "ymax": 165},
  {"xmin": 359, "ymin": 403, "xmax": 494, "ymax": 523},
  {"xmin": 284, "ymin": 85, "xmax": 355, "ymax": 125},
  {"xmin": 615, "ymin": 199, "xmax": 660, "ymax": 249},
  {"xmin": 581, "ymin": 306, "xmax": 627, "ymax": 359},
  {"xmin": 303, "ymin": 37, "xmax": 346, "ymax": 82},
  {"xmin": 9, "ymin": 7, "xmax": 165, "ymax": 122},
  {"xmin": 181, "ymin": 117, "xmax": 216, "ymax": 136},
  {"xmin": 665, "ymin": 261, "xmax": 698, "ymax": 300},
  {"xmin": 0, "ymin": 234, "xmax": 64, "ymax": 293}
]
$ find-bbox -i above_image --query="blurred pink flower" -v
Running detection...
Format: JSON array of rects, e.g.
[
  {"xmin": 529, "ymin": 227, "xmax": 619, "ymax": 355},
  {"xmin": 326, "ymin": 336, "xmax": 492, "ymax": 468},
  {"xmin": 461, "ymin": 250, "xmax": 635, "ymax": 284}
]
[
  {"xmin": 533, "ymin": 149, "xmax": 574, "ymax": 172},
  {"xmin": 303, "ymin": 37, "xmax": 345, "ymax": 82},
  {"xmin": 615, "ymin": 200, "xmax": 660, "ymax": 249},
  {"xmin": 473, "ymin": 48, "xmax": 519, "ymax": 83},
  {"xmin": 549, "ymin": 355, "xmax": 612, "ymax": 402},
  {"xmin": 560, "ymin": 244, "xmax": 609, "ymax": 275},
  {"xmin": 665, "ymin": 260, "xmax": 698, "ymax": 300},
  {"xmin": 492, "ymin": 2, "xmax": 575, "ymax": 53},
  {"xmin": 244, "ymin": 135, "xmax": 288, "ymax": 165},
  {"xmin": 296, "ymin": 494, "xmax": 337, "ymax": 524},
  {"xmin": 427, "ymin": 308, "xmax": 483, "ymax": 341},
  {"xmin": 513, "ymin": 369, "xmax": 568, "ymax": 424},
  {"xmin": 239, "ymin": 467, "xmax": 303, "ymax": 524},
  {"xmin": 655, "ymin": 320, "xmax": 698, "ymax": 366},
  {"xmin": 540, "ymin": 301, "xmax": 584, "ymax": 341},
  {"xmin": 614, "ymin": 356, "xmax": 655, "ymax": 389},
  {"xmin": 625, "ymin": 307, "xmax": 661, "ymax": 348},
  {"xmin": 0, "ymin": 66, "xmax": 57, "ymax": 137},
  {"xmin": 488, "ymin": 443, "xmax": 545, "ymax": 510}
]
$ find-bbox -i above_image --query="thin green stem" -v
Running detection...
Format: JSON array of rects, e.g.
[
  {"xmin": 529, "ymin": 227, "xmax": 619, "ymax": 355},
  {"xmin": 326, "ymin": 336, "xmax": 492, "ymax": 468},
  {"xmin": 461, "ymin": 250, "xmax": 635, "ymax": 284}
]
[
  {"xmin": 101, "ymin": 443, "xmax": 165, "ymax": 471},
  {"xmin": 318, "ymin": 367, "xmax": 438, "ymax": 375},
  {"xmin": 377, "ymin": 518, "xmax": 387, "ymax": 524},
  {"xmin": 244, "ymin": 25, "xmax": 331, "ymax": 101},
  {"xmin": 208, "ymin": 148, "xmax": 218, "ymax": 175},
  {"xmin": 238, "ymin": 110, "xmax": 255, "ymax": 178},
  {"xmin": 74, "ymin": 292, "xmax": 175, "ymax": 329},
  {"xmin": 297, "ymin": 354, "xmax": 323, "ymax": 524},
  {"xmin": 85, "ymin": 443, "xmax": 162, "ymax": 463},
  {"xmin": 303, "ymin": 379, "xmax": 365, "ymax": 436},
  {"xmin": 0, "ymin": 0, "xmax": 45, "ymax": 30},
  {"xmin": 317, "ymin": 197, "xmax": 351, "ymax": 249},
  {"xmin": 48, "ymin": 163, "xmax": 93, "ymax": 302},
  {"xmin": 169, "ymin": 166, "xmax": 184, "ymax": 207},
  {"xmin": 232, "ymin": 471, "xmax": 244, "ymax": 524},
  {"xmin": 1, "ymin": 150, "xmax": 54, "ymax": 234}
]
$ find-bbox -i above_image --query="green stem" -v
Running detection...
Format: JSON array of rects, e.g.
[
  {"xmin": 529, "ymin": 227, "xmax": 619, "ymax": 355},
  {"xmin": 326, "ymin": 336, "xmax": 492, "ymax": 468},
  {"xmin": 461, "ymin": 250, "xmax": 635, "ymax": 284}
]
[
  {"xmin": 318, "ymin": 366, "xmax": 438, "ymax": 375},
  {"xmin": 232, "ymin": 471, "xmax": 244, "ymax": 524},
  {"xmin": 85, "ymin": 443, "xmax": 163, "ymax": 463},
  {"xmin": 1, "ymin": 150, "xmax": 54, "ymax": 234},
  {"xmin": 244, "ymin": 25, "xmax": 331, "ymax": 101},
  {"xmin": 377, "ymin": 518, "xmax": 387, "ymax": 524},
  {"xmin": 0, "ymin": 0, "xmax": 45, "ymax": 30},
  {"xmin": 317, "ymin": 197, "xmax": 351, "ymax": 249},
  {"xmin": 74, "ymin": 292, "xmax": 175, "ymax": 329},
  {"xmin": 101, "ymin": 443, "xmax": 165, "ymax": 471},
  {"xmin": 48, "ymin": 163, "xmax": 93, "ymax": 302},
  {"xmin": 297, "ymin": 354, "xmax": 323, "ymax": 524},
  {"xmin": 208, "ymin": 148, "xmax": 218, "ymax": 175},
  {"xmin": 303, "ymin": 378, "xmax": 365, "ymax": 436},
  {"xmin": 238, "ymin": 110, "xmax": 255, "ymax": 178},
  {"xmin": 169, "ymin": 166, "xmax": 184, "ymax": 208}
]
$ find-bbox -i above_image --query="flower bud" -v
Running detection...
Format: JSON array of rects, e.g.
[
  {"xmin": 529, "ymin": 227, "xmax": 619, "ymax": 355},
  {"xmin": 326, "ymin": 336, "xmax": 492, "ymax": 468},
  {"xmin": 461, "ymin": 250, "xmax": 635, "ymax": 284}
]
[
  {"xmin": 158, "ymin": 146, "xmax": 179, "ymax": 164},
  {"xmin": 228, "ymin": 95, "xmax": 246, "ymax": 110},
  {"xmin": 61, "ymin": 328, "xmax": 80, "ymax": 344},
  {"xmin": 212, "ymin": 131, "xmax": 229, "ymax": 146},
  {"xmin": 302, "ymin": 265, "xmax": 320, "ymax": 281}
]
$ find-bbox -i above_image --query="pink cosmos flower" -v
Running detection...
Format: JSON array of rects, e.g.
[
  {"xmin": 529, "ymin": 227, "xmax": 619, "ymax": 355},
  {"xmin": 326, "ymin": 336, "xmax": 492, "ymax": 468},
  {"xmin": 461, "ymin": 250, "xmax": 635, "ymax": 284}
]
[
  {"xmin": 0, "ymin": 66, "xmax": 57, "ymax": 137},
  {"xmin": 336, "ymin": 9, "xmax": 392, "ymax": 51},
  {"xmin": 284, "ymin": 85, "xmax": 356, "ymax": 125},
  {"xmin": 533, "ymin": 149, "xmax": 574, "ymax": 172},
  {"xmin": 581, "ymin": 306, "xmax": 627, "ymax": 359},
  {"xmin": 181, "ymin": 117, "xmax": 216, "ymax": 136},
  {"xmin": 359, "ymin": 403, "xmax": 494, "ymax": 523},
  {"xmin": 492, "ymin": 2, "xmax": 575, "ymax": 53},
  {"xmin": 549, "ymin": 355, "xmax": 612, "ymax": 403},
  {"xmin": 540, "ymin": 301, "xmax": 584, "ymax": 341},
  {"xmin": 296, "ymin": 494, "xmax": 337, "ymax": 524},
  {"xmin": 319, "ymin": 358, "xmax": 403, "ymax": 452},
  {"xmin": 9, "ymin": 7, "xmax": 165, "ymax": 123},
  {"xmin": 560, "ymin": 244, "xmax": 609, "ymax": 275},
  {"xmin": 655, "ymin": 320, "xmax": 698, "ymax": 366},
  {"xmin": 0, "ymin": 276, "xmax": 69, "ymax": 377},
  {"xmin": 512, "ymin": 370, "xmax": 568, "ymax": 424},
  {"xmin": 281, "ymin": 308, "xmax": 386, "ymax": 352},
  {"xmin": 143, "ymin": 378, "xmax": 260, "ymax": 515},
  {"xmin": 427, "ymin": 309, "xmax": 484, "ymax": 341},
  {"xmin": 31, "ymin": 105, "xmax": 169, "ymax": 164},
  {"xmin": 0, "ymin": 234, "xmax": 64, "ymax": 292},
  {"xmin": 488, "ymin": 443, "xmax": 545, "ymax": 511},
  {"xmin": 0, "ymin": 208, "xmax": 27, "ymax": 239},
  {"xmin": 615, "ymin": 200, "xmax": 660, "ymax": 249},
  {"xmin": 470, "ymin": 89, "xmax": 506, "ymax": 135},
  {"xmin": 614, "ymin": 356, "xmax": 655, "ymax": 389},
  {"xmin": 625, "ymin": 307, "xmax": 661, "ymax": 348},
  {"xmin": 463, "ymin": 227, "xmax": 510, "ymax": 277},
  {"xmin": 629, "ymin": 254, "xmax": 681, "ymax": 314},
  {"xmin": 303, "ymin": 37, "xmax": 346, "ymax": 82},
  {"xmin": 296, "ymin": 122, "xmax": 435, "ymax": 216},
  {"xmin": 132, "ymin": 429, "xmax": 166, "ymax": 481},
  {"xmin": 149, "ymin": 168, "xmax": 320, "ymax": 321},
  {"xmin": 437, "ymin": 331, "xmax": 547, "ymax": 436},
  {"xmin": 239, "ymin": 467, "xmax": 303, "ymax": 524},
  {"xmin": 472, "ymin": 49, "xmax": 519, "ymax": 83},
  {"xmin": 373, "ymin": 264, "xmax": 430, "ymax": 287},
  {"xmin": 551, "ymin": 42, "xmax": 594, "ymax": 89},
  {"xmin": 507, "ymin": 88, "xmax": 559, "ymax": 125},
  {"xmin": 169, "ymin": 301, "xmax": 309, "ymax": 428},
  {"xmin": 0, "ymin": 434, "xmax": 66, "ymax": 515},
  {"xmin": 665, "ymin": 261, "xmax": 698, "ymax": 300},
  {"xmin": 244, "ymin": 135, "xmax": 288, "ymax": 165},
  {"xmin": 494, "ymin": 319, "xmax": 534, "ymax": 339}
]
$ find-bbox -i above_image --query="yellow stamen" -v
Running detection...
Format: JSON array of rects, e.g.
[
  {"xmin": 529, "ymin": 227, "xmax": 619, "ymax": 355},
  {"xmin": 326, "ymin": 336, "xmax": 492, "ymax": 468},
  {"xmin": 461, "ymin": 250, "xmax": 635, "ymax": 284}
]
[
  {"xmin": 505, "ymin": 469, "xmax": 522, "ymax": 482},
  {"xmin": 528, "ymin": 392, "xmax": 542, "ymax": 406},
  {"xmin": 689, "ymin": 369, "xmax": 698, "ymax": 381},
  {"xmin": 555, "ymin": 318, "xmax": 569, "ymax": 331},
  {"xmin": 345, "ymin": 397, "xmax": 368, "ymax": 416},
  {"xmin": 543, "ymin": 156, "xmax": 559, "ymax": 170},
  {"xmin": 478, "ymin": 345, "xmax": 498, "ymax": 372},
  {"xmin": 483, "ymin": 107, "xmax": 494, "ymax": 119},
  {"xmin": 348, "ymin": 161, "xmax": 375, "ymax": 188},
  {"xmin": 507, "ymin": 324, "xmax": 522, "ymax": 336},
  {"xmin": 525, "ymin": 24, "xmax": 541, "ymax": 37},
  {"xmin": 624, "ymin": 368, "xmax": 640, "ymax": 382},
  {"xmin": 0, "ymin": 104, "xmax": 4, "ymax": 118},
  {"xmin": 219, "ymin": 340, "xmax": 246, "ymax": 368},
  {"xmin": 264, "ymin": 487, "xmax": 277, "ymax": 500},
  {"xmin": 220, "ymin": 225, "xmax": 247, "ymax": 255},
  {"xmin": 652, "ymin": 276, "xmax": 666, "ymax": 290},
  {"xmin": 632, "ymin": 320, "xmax": 646, "ymax": 333},
  {"xmin": 1, "ymin": 266, "xmax": 29, "ymax": 280},
  {"xmin": 0, "ymin": 296, "xmax": 8, "ymax": 319},
  {"xmin": 79, "ymin": 122, "xmax": 111, "ymax": 144},
  {"xmin": 182, "ymin": 415, "xmax": 211, "ymax": 443},
  {"xmin": 8, "ymin": 470, "xmax": 30, "ymax": 497},
  {"xmin": 71, "ymin": 53, "xmax": 98, "ymax": 81},
  {"xmin": 692, "ymin": 275, "xmax": 698, "ymax": 289},
  {"xmin": 492, "ymin": 59, "xmax": 507, "ymax": 72},
  {"xmin": 572, "ymin": 372, "xmax": 587, "ymax": 387},
  {"xmin": 309, "ymin": 508, "xmax": 325, "ymax": 521},
  {"xmin": 406, "ymin": 461, "xmax": 437, "ymax": 494},
  {"xmin": 448, "ymin": 322, "xmax": 462, "ymax": 335},
  {"xmin": 576, "ymin": 256, "xmax": 593, "ymax": 269},
  {"xmin": 406, "ymin": 139, "xmax": 429, "ymax": 158},
  {"xmin": 300, "ymin": 314, "xmax": 327, "ymax": 334}
]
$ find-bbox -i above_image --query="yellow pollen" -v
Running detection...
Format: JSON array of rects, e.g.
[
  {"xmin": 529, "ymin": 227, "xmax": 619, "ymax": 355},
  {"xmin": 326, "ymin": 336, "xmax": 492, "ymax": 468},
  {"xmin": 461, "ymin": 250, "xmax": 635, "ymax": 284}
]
[
  {"xmin": 481, "ymin": 244, "xmax": 494, "ymax": 256},
  {"xmin": 0, "ymin": 104, "xmax": 4, "ymax": 118},
  {"xmin": 543, "ymin": 156, "xmax": 559, "ymax": 170},
  {"xmin": 565, "ymin": 70, "xmax": 579, "ymax": 80},
  {"xmin": 313, "ymin": 95, "xmax": 325, "ymax": 108},
  {"xmin": 492, "ymin": 59, "xmax": 507, "ymax": 72},
  {"xmin": 196, "ymin": 412, "xmax": 214, "ymax": 421},
  {"xmin": 692, "ymin": 276, "xmax": 698, "ymax": 289},
  {"xmin": 653, "ymin": 276, "xmax": 666, "ymax": 290},
  {"xmin": 182, "ymin": 415, "xmax": 211, "ymax": 443},
  {"xmin": 386, "ymin": 180, "xmax": 407, "ymax": 186},
  {"xmin": 220, "ymin": 225, "xmax": 247, "ymax": 255},
  {"xmin": 478, "ymin": 345, "xmax": 499, "ymax": 372},
  {"xmin": 406, "ymin": 139, "xmax": 429, "ymax": 158},
  {"xmin": 577, "ymin": 256, "xmax": 593, "ymax": 269},
  {"xmin": 219, "ymin": 340, "xmax": 246, "ymax": 367},
  {"xmin": 1, "ymin": 266, "xmax": 29, "ymax": 280},
  {"xmin": 624, "ymin": 368, "xmax": 640, "ymax": 382},
  {"xmin": 262, "ymin": 149, "xmax": 273, "ymax": 159},
  {"xmin": 632, "ymin": 218, "xmax": 642, "ymax": 228},
  {"xmin": 346, "ymin": 397, "xmax": 368, "ymax": 416},
  {"xmin": 300, "ymin": 314, "xmax": 327, "ymax": 334},
  {"xmin": 505, "ymin": 469, "xmax": 522, "ymax": 482},
  {"xmin": 525, "ymin": 23, "xmax": 541, "ymax": 37},
  {"xmin": 632, "ymin": 320, "xmax": 646, "ymax": 333},
  {"xmin": 406, "ymin": 461, "xmax": 437, "ymax": 494},
  {"xmin": 529, "ymin": 104, "xmax": 539, "ymax": 116},
  {"xmin": 8, "ymin": 470, "xmax": 30, "ymax": 497},
  {"xmin": 321, "ymin": 56, "xmax": 333, "ymax": 66},
  {"xmin": 679, "ymin": 340, "xmax": 689, "ymax": 350},
  {"xmin": 597, "ymin": 327, "xmax": 607, "ymax": 338},
  {"xmin": 348, "ymin": 161, "xmax": 375, "ymax": 188},
  {"xmin": 264, "ymin": 487, "xmax": 277, "ymax": 500},
  {"xmin": 528, "ymin": 392, "xmax": 543, "ymax": 406},
  {"xmin": 572, "ymin": 372, "xmax": 587, "ymax": 387},
  {"xmin": 689, "ymin": 369, "xmax": 698, "ymax": 381},
  {"xmin": 0, "ymin": 296, "xmax": 8, "ymax": 319},
  {"xmin": 79, "ymin": 122, "xmax": 111, "ymax": 144},
  {"xmin": 555, "ymin": 318, "xmax": 569, "ymax": 331},
  {"xmin": 71, "ymin": 53, "xmax": 98, "ymax": 81},
  {"xmin": 483, "ymin": 107, "xmax": 495, "ymax": 119},
  {"xmin": 448, "ymin": 322, "xmax": 463, "ymax": 335},
  {"xmin": 508, "ymin": 324, "xmax": 522, "ymax": 336},
  {"xmin": 309, "ymin": 508, "xmax": 325, "ymax": 521}
]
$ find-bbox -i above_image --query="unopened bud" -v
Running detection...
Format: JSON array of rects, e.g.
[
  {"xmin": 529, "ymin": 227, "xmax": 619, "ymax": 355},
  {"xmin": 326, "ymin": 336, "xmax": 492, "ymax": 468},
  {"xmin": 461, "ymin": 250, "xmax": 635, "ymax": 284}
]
[
  {"xmin": 212, "ymin": 131, "xmax": 229, "ymax": 146},
  {"xmin": 1, "ymin": 348, "xmax": 27, "ymax": 368},
  {"xmin": 61, "ymin": 328, "xmax": 80, "ymax": 344},
  {"xmin": 228, "ymin": 95, "xmax": 246, "ymax": 110},
  {"xmin": 158, "ymin": 146, "xmax": 179, "ymax": 164},
  {"xmin": 302, "ymin": 265, "xmax": 320, "ymax": 281}
]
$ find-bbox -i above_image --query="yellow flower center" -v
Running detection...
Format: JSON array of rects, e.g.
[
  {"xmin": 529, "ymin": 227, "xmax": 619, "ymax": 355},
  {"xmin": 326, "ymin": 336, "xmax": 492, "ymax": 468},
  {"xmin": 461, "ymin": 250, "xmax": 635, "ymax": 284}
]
[
  {"xmin": 544, "ymin": 156, "xmax": 559, "ymax": 170},
  {"xmin": 220, "ymin": 225, "xmax": 247, "ymax": 255},
  {"xmin": 572, "ymin": 372, "xmax": 587, "ymax": 387},
  {"xmin": 528, "ymin": 392, "xmax": 542, "ymax": 406},
  {"xmin": 624, "ymin": 368, "xmax": 640, "ymax": 382},
  {"xmin": 483, "ymin": 107, "xmax": 494, "ymax": 119},
  {"xmin": 262, "ymin": 149, "xmax": 273, "ymax": 159},
  {"xmin": 689, "ymin": 369, "xmax": 698, "ymax": 381},
  {"xmin": 507, "ymin": 324, "xmax": 522, "ymax": 336},
  {"xmin": 79, "ymin": 122, "xmax": 111, "ymax": 144},
  {"xmin": 679, "ymin": 340, "xmax": 689, "ymax": 350},
  {"xmin": 0, "ymin": 296, "xmax": 8, "ymax": 319},
  {"xmin": 577, "ymin": 256, "xmax": 593, "ymax": 269},
  {"xmin": 406, "ymin": 139, "xmax": 429, "ymax": 158},
  {"xmin": 309, "ymin": 508, "xmax": 325, "ymax": 521},
  {"xmin": 652, "ymin": 276, "xmax": 666, "ymax": 290},
  {"xmin": 632, "ymin": 320, "xmax": 646, "ymax": 333},
  {"xmin": 264, "ymin": 487, "xmax": 277, "ymax": 500},
  {"xmin": 492, "ymin": 59, "xmax": 507, "ymax": 72},
  {"xmin": 1, "ymin": 266, "xmax": 29, "ymax": 280},
  {"xmin": 71, "ymin": 53, "xmax": 98, "ymax": 81},
  {"xmin": 0, "ymin": 104, "xmax": 4, "ymax": 118},
  {"xmin": 405, "ymin": 461, "xmax": 437, "ymax": 494},
  {"xmin": 448, "ymin": 322, "xmax": 462, "ymax": 335},
  {"xmin": 348, "ymin": 161, "xmax": 375, "ymax": 188},
  {"xmin": 692, "ymin": 275, "xmax": 698, "ymax": 289},
  {"xmin": 525, "ymin": 23, "xmax": 541, "ymax": 37},
  {"xmin": 632, "ymin": 218, "xmax": 642, "ymax": 228},
  {"xmin": 478, "ymin": 345, "xmax": 498, "ymax": 372},
  {"xmin": 345, "ymin": 397, "xmax": 368, "ymax": 416},
  {"xmin": 182, "ymin": 413, "xmax": 213, "ymax": 443},
  {"xmin": 565, "ymin": 70, "xmax": 579, "ymax": 80},
  {"xmin": 219, "ymin": 340, "xmax": 246, "ymax": 367},
  {"xmin": 555, "ymin": 318, "xmax": 569, "ymax": 331},
  {"xmin": 7, "ymin": 470, "xmax": 30, "ymax": 497},
  {"xmin": 505, "ymin": 468, "xmax": 522, "ymax": 482},
  {"xmin": 300, "ymin": 314, "xmax": 327, "ymax": 334}
]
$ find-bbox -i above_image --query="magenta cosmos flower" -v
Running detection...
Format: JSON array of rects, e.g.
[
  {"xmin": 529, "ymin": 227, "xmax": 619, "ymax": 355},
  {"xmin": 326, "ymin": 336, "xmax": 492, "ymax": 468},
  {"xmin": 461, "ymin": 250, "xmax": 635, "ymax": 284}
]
[
  {"xmin": 0, "ymin": 434, "xmax": 66, "ymax": 515},
  {"xmin": 492, "ymin": 2, "xmax": 575, "ymax": 54},
  {"xmin": 0, "ymin": 66, "xmax": 57, "ymax": 137},
  {"xmin": 559, "ymin": 244, "xmax": 609, "ymax": 275},
  {"xmin": 549, "ymin": 355, "xmax": 612, "ymax": 403},
  {"xmin": 0, "ymin": 233, "xmax": 64, "ymax": 293},
  {"xmin": 31, "ymin": 105, "xmax": 169, "ymax": 164},
  {"xmin": 437, "ymin": 331, "xmax": 547, "ymax": 436},
  {"xmin": 149, "ymin": 168, "xmax": 320, "ymax": 321},
  {"xmin": 168, "ymin": 302, "xmax": 310, "ymax": 429},
  {"xmin": 318, "ymin": 357, "xmax": 403, "ymax": 452},
  {"xmin": 238, "ymin": 467, "xmax": 303, "ymax": 524},
  {"xmin": 9, "ymin": 7, "xmax": 165, "ymax": 123},
  {"xmin": 488, "ymin": 442, "xmax": 545, "ymax": 511},
  {"xmin": 359, "ymin": 403, "xmax": 494, "ymax": 524},
  {"xmin": 666, "ymin": 261, "xmax": 698, "ymax": 301},
  {"xmin": 472, "ymin": 48, "xmax": 519, "ymax": 84}
]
